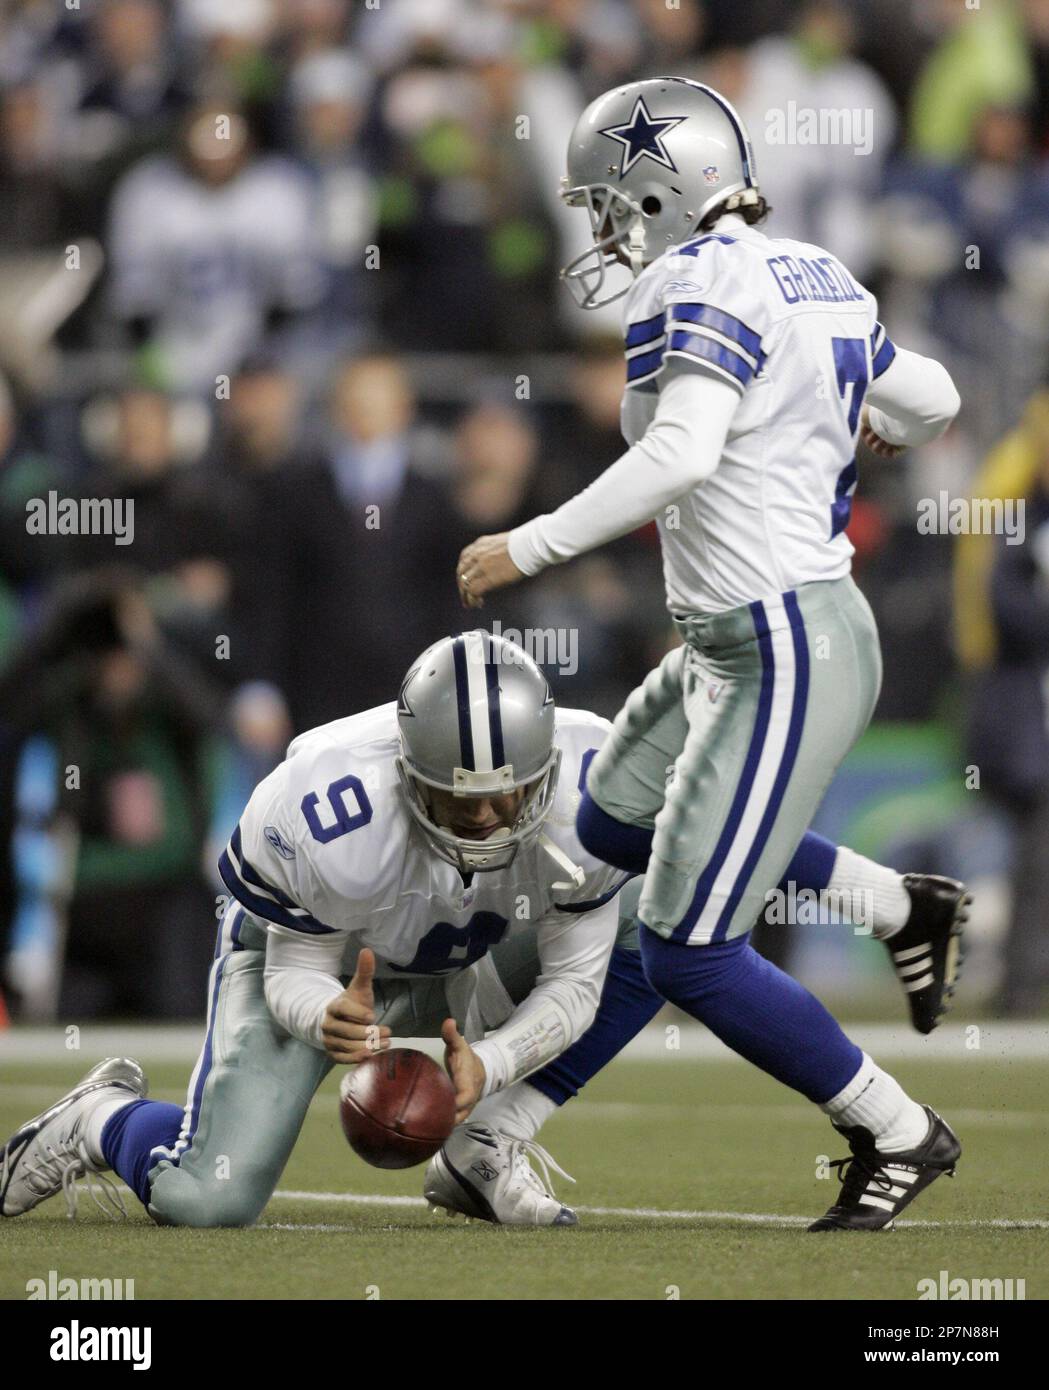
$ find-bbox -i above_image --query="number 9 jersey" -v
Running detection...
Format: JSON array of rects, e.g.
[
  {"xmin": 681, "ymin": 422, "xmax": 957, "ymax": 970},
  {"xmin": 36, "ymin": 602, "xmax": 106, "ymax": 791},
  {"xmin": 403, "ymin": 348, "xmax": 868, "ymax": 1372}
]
[{"xmin": 218, "ymin": 701, "xmax": 627, "ymax": 981}]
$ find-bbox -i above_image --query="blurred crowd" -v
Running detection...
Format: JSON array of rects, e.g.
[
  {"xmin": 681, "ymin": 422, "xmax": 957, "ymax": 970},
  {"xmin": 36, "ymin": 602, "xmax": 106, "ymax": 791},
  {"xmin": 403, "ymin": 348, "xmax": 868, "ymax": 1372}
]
[{"xmin": 1, "ymin": 0, "xmax": 1048, "ymax": 1019}]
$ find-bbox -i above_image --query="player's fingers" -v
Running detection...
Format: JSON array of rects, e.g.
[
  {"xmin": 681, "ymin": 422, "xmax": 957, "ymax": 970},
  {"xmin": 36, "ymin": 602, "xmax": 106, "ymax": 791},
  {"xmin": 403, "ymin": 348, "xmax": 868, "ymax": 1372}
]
[
  {"xmin": 326, "ymin": 997, "xmax": 377, "ymax": 1025},
  {"xmin": 441, "ymin": 1017, "xmax": 466, "ymax": 1052},
  {"xmin": 324, "ymin": 1017, "xmax": 390, "ymax": 1042},
  {"xmin": 349, "ymin": 946, "xmax": 376, "ymax": 991}
]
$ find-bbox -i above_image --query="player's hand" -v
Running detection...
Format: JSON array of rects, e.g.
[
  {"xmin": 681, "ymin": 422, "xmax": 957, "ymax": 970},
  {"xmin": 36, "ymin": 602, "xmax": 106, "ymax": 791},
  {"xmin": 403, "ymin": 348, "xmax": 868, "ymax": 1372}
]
[
  {"xmin": 322, "ymin": 948, "xmax": 392, "ymax": 1065},
  {"xmin": 859, "ymin": 405, "xmax": 906, "ymax": 460},
  {"xmin": 441, "ymin": 1018, "xmax": 486, "ymax": 1123},
  {"xmin": 456, "ymin": 533, "xmax": 525, "ymax": 609}
]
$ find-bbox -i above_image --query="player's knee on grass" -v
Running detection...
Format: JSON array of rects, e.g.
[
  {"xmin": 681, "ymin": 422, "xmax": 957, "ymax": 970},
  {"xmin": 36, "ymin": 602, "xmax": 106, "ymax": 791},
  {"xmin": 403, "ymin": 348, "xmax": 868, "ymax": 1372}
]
[{"xmin": 147, "ymin": 1167, "xmax": 272, "ymax": 1229}]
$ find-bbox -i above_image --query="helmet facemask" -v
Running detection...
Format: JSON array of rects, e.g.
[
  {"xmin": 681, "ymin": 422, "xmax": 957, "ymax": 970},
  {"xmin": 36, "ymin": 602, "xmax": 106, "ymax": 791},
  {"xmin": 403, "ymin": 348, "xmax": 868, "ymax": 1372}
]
[
  {"xmin": 396, "ymin": 747, "xmax": 562, "ymax": 874},
  {"xmin": 559, "ymin": 182, "xmax": 648, "ymax": 309}
]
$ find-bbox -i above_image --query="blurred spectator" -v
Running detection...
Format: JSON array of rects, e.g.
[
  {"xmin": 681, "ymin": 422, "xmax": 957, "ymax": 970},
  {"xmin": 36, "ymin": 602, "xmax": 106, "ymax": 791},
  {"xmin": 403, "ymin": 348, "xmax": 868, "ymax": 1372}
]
[
  {"xmin": 235, "ymin": 352, "xmax": 461, "ymax": 729},
  {"xmin": 0, "ymin": 571, "xmax": 225, "ymax": 1018},
  {"xmin": 709, "ymin": 0, "xmax": 896, "ymax": 276},
  {"xmin": 106, "ymin": 101, "xmax": 325, "ymax": 389},
  {"xmin": 880, "ymin": 102, "xmax": 1049, "ymax": 450},
  {"xmin": 75, "ymin": 0, "xmax": 191, "ymax": 164},
  {"xmin": 76, "ymin": 387, "xmax": 251, "ymax": 684},
  {"xmin": 374, "ymin": 41, "xmax": 559, "ymax": 350},
  {"xmin": 958, "ymin": 389, "xmax": 1049, "ymax": 1012},
  {"xmin": 285, "ymin": 49, "xmax": 377, "ymax": 353},
  {"xmin": 909, "ymin": 0, "xmax": 1034, "ymax": 162},
  {"xmin": 0, "ymin": 77, "xmax": 75, "ymax": 249}
]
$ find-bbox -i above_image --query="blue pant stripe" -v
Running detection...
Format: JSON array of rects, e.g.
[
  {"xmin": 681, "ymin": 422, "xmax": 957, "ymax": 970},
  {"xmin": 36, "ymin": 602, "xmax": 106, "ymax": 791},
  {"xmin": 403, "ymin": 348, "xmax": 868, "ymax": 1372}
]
[
  {"xmin": 711, "ymin": 591, "xmax": 810, "ymax": 942},
  {"xmin": 166, "ymin": 953, "xmax": 227, "ymax": 1167},
  {"xmin": 671, "ymin": 600, "xmax": 776, "ymax": 942}
]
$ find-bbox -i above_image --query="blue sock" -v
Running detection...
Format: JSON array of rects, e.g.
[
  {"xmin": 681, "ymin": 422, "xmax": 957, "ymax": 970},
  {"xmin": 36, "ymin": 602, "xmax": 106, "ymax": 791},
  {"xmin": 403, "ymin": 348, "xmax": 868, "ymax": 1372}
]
[
  {"xmin": 781, "ymin": 830, "xmax": 836, "ymax": 891},
  {"xmin": 638, "ymin": 926, "xmax": 861, "ymax": 1103},
  {"xmin": 528, "ymin": 946, "xmax": 664, "ymax": 1105},
  {"xmin": 101, "ymin": 1099, "xmax": 183, "ymax": 1206},
  {"xmin": 577, "ymin": 792, "xmax": 839, "ymax": 895},
  {"xmin": 577, "ymin": 791, "xmax": 653, "ymax": 873}
]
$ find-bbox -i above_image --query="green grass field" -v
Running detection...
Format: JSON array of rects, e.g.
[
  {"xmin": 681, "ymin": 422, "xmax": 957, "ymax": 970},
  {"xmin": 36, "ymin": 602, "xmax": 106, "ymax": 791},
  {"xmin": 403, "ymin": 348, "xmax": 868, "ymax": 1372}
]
[{"xmin": 2, "ymin": 1033, "xmax": 1046, "ymax": 1301}]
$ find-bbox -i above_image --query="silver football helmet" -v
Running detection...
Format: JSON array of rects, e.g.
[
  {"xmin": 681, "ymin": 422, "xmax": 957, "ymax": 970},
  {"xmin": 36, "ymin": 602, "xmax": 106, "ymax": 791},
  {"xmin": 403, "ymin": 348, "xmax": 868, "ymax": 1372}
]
[
  {"xmin": 560, "ymin": 75, "xmax": 761, "ymax": 309},
  {"xmin": 395, "ymin": 630, "xmax": 561, "ymax": 873}
]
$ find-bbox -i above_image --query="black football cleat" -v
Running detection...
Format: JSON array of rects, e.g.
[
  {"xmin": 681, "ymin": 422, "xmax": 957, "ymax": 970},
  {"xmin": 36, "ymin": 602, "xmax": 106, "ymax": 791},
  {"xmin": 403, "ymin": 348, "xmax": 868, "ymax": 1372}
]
[
  {"xmin": 885, "ymin": 875, "xmax": 969, "ymax": 1033},
  {"xmin": 808, "ymin": 1105, "xmax": 961, "ymax": 1232}
]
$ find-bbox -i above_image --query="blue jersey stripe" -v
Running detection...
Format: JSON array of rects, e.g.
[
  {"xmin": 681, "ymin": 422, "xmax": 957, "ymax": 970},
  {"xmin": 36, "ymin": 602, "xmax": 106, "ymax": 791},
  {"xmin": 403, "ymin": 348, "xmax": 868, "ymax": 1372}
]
[
  {"xmin": 872, "ymin": 336, "xmax": 896, "ymax": 379},
  {"xmin": 668, "ymin": 302, "xmax": 763, "ymax": 359},
  {"xmin": 578, "ymin": 746, "xmax": 598, "ymax": 792},
  {"xmin": 218, "ymin": 847, "xmax": 335, "ymax": 935},
  {"xmin": 626, "ymin": 344, "xmax": 666, "ymax": 382},
  {"xmin": 625, "ymin": 311, "xmax": 666, "ymax": 348},
  {"xmin": 666, "ymin": 329, "xmax": 753, "ymax": 385},
  {"xmin": 555, "ymin": 873, "xmax": 636, "ymax": 913},
  {"xmin": 678, "ymin": 232, "xmax": 737, "ymax": 256}
]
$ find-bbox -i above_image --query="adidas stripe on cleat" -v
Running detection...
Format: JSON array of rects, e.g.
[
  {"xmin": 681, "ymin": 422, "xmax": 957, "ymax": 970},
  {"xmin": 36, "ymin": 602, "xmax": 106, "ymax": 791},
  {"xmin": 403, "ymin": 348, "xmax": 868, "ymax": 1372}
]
[
  {"xmin": 886, "ymin": 875, "xmax": 969, "ymax": 1033},
  {"xmin": 809, "ymin": 1105, "xmax": 961, "ymax": 1232}
]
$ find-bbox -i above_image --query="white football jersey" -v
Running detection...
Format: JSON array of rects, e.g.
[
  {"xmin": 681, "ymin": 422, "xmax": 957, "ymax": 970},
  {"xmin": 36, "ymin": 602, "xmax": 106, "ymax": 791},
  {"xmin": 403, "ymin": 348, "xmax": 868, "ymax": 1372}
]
[
  {"xmin": 219, "ymin": 703, "xmax": 627, "ymax": 979},
  {"xmin": 620, "ymin": 215, "xmax": 896, "ymax": 615}
]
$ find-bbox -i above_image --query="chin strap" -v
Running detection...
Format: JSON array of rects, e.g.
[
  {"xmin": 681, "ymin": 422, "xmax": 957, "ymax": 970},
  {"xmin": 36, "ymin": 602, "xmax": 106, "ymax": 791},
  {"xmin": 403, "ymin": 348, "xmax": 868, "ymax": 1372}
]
[
  {"xmin": 539, "ymin": 832, "xmax": 586, "ymax": 892},
  {"xmin": 722, "ymin": 187, "xmax": 760, "ymax": 214},
  {"xmin": 626, "ymin": 214, "xmax": 647, "ymax": 277}
]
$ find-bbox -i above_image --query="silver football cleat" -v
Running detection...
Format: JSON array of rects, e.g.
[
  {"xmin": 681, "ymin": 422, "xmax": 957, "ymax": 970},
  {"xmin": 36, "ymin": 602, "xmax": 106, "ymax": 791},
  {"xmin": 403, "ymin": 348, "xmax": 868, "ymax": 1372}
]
[
  {"xmin": 0, "ymin": 1057, "xmax": 147, "ymax": 1220},
  {"xmin": 423, "ymin": 1123, "xmax": 578, "ymax": 1227}
]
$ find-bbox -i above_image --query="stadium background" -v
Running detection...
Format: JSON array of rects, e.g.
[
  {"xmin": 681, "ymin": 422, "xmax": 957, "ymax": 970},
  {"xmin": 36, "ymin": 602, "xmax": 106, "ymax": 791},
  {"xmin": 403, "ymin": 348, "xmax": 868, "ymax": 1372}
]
[{"xmin": 1, "ymin": 0, "xmax": 1048, "ymax": 1032}]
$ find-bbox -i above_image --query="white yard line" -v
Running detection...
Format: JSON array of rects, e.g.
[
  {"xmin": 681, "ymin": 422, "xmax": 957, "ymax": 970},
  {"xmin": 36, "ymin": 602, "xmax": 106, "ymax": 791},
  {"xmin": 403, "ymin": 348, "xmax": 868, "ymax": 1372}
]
[
  {"xmin": 2, "ymin": 1020, "xmax": 1047, "ymax": 1064},
  {"xmin": 270, "ymin": 1190, "xmax": 1049, "ymax": 1230}
]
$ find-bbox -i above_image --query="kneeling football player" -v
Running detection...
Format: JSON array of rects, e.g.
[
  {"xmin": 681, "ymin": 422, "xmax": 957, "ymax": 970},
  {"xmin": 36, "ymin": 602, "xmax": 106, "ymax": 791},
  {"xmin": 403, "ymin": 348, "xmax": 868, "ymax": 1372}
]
[{"xmin": 1, "ymin": 633, "xmax": 966, "ymax": 1229}]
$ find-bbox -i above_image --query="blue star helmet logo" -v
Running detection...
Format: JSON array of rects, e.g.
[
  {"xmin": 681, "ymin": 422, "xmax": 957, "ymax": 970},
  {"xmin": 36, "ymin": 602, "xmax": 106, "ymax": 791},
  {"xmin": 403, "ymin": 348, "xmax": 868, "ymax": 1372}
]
[{"xmin": 599, "ymin": 96, "xmax": 686, "ymax": 179}]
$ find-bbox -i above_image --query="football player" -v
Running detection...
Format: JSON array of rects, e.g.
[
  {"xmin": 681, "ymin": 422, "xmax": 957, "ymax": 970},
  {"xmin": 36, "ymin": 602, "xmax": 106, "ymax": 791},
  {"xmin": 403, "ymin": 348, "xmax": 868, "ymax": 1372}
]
[
  {"xmin": 1, "ymin": 632, "xmax": 963, "ymax": 1230},
  {"xmin": 455, "ymin": 77, "xmax": 967, "ymax": 1231}
]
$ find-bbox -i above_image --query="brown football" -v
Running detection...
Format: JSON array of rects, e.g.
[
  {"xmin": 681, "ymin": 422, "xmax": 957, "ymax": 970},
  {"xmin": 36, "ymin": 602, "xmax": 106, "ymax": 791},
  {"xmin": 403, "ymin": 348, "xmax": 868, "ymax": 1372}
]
[{"xmin": 338, "ymin": 1048, "xmax": 457, "ymax": 1169}]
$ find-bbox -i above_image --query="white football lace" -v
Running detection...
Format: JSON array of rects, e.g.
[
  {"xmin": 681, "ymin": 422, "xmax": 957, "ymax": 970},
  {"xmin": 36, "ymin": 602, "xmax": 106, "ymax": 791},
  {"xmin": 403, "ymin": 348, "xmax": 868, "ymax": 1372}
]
[
  {"xmin": 510, "ymin": 1138, "xmax": 576, "ymax": 1199},
  {"xmin": 29, "ymin": 1141, "xmax": 128, "ymax": 1221}
]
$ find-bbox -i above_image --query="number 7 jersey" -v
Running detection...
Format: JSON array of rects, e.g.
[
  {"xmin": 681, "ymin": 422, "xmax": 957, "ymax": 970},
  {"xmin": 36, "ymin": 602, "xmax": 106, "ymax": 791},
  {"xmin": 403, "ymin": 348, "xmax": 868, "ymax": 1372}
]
[{"xmin": 620, "ymin": 214, "xmax": 895, "ymax": 616}]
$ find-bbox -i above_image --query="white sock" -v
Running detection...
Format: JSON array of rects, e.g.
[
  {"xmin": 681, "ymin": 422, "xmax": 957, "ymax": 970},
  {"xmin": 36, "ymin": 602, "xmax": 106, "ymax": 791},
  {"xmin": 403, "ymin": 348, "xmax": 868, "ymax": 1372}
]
[
  {"xmin": 821, "ymin": 1052, "xmax": 929, "ymax": 1152},
  {"xmin": 467, "ymin": 1082, "xmax": 558, "ymax": 1143},
  {"xmin": 82, "ymin": 1095, "xmax": 136, "ymax": 1169},
  {"xmin": 830, "ymin": 846, "xmax": 910, "ymax": 939}
]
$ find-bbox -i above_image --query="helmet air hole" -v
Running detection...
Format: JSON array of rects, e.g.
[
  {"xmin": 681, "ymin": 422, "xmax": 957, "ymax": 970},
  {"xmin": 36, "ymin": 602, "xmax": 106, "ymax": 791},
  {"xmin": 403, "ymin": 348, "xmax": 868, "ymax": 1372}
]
[{"xmin": 641, "ymin": 196, "xmax": 662, "ymax": 216}]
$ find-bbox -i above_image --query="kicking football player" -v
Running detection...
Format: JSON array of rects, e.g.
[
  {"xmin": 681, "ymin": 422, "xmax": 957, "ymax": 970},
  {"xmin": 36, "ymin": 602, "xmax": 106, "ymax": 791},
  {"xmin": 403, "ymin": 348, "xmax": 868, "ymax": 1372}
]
[
  {"xmin": 455, "ymin": 77, "xmax": 966, "ymax": 1231},
  {"xmin": 1, "ymin": 633, "xmax": 963, "ymax": 1230}
]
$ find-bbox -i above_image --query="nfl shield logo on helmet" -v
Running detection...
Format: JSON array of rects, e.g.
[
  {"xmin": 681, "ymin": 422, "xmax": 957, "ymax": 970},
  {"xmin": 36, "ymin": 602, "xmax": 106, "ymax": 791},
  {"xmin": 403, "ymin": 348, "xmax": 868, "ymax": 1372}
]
[{"xmin": 703, "ymin": 164, "xmax": 720, "ymax": 184}]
